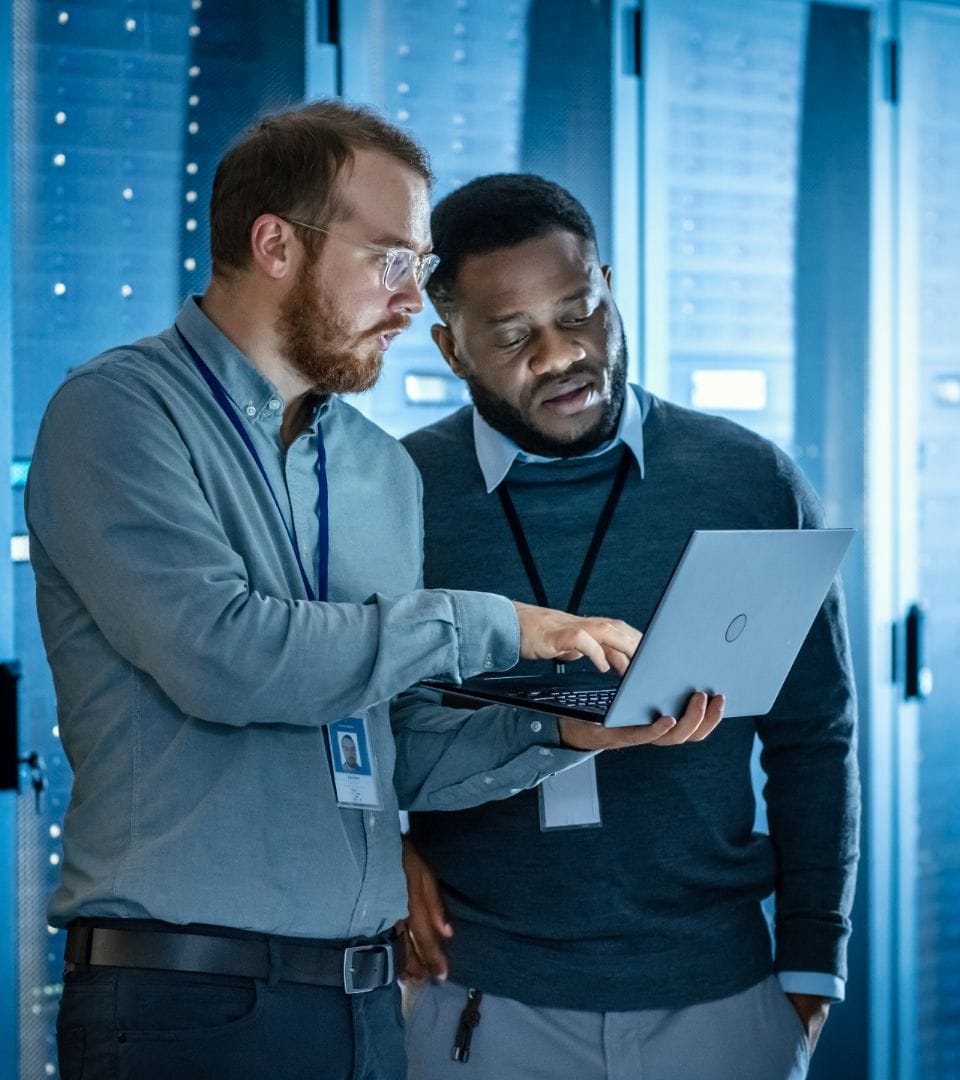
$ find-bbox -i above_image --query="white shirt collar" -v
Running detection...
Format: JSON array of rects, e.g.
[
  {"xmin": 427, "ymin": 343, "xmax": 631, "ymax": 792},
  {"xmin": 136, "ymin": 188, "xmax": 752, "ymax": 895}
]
[{"xmin": 472, "ymin": 385, "xmax": 648, "ymax": 493}]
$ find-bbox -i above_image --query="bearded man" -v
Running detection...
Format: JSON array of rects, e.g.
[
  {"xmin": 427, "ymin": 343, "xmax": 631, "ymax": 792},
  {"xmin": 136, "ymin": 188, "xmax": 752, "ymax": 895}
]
[
  {"xmin": 399, "ymin": 173, "xmax": 859, "ymax": 1080},
  {"xmin": 26, "ymin": 104, "xmax": 703, "ymax": 1080}
]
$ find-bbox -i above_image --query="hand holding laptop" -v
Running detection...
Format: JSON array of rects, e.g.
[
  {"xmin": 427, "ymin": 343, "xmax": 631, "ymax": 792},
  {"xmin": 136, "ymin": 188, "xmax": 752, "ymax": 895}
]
[
  {"xmin": 558, "ymin": 690, "xmax": 725, "ymax": 750},
  {"xmin": 513, "ymin": 601, "xmax": 641, "ymax": 674}
]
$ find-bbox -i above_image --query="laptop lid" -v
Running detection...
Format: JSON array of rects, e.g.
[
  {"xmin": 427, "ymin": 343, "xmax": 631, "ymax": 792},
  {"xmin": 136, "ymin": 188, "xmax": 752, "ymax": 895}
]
[{"xmin": 603, "ymin": 527, "xmax": 853, "ymax": 725}]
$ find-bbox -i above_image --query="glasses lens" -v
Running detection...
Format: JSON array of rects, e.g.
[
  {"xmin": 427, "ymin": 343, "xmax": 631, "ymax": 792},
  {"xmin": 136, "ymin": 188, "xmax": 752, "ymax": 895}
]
[
  {"xmin": 417, "ymin": 254, "xmax": 440, "ymax": 289},
  {"xmin": 383, "ymin": 251, "xmax": 415, "ymax": 292}
]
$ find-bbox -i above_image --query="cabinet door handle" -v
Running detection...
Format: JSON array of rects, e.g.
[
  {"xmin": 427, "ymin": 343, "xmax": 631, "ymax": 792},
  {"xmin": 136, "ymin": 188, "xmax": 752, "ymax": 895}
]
[{"xmin": 904, "ymin": 603, "xmax": 933, "ymax": 701}]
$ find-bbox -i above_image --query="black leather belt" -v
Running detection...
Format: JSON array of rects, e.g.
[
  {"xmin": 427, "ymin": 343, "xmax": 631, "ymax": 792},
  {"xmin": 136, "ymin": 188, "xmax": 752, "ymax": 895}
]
[{"xmin": 65, "ymin": 923, "xmax": 395, "ymax": 995}]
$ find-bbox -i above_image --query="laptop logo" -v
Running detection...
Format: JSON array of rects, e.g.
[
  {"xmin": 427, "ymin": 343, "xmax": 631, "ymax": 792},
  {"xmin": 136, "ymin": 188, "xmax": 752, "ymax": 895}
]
[{"xmin": 725, "ymin": 613, "xmax": 748, "ymax": 642}]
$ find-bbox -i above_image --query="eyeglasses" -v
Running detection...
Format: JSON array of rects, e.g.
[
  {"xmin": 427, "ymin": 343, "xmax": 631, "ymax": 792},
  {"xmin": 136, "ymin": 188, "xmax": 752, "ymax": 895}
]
[{"xmin": 284, "ymin": 218, "xmax": 440, "ymax": 292}]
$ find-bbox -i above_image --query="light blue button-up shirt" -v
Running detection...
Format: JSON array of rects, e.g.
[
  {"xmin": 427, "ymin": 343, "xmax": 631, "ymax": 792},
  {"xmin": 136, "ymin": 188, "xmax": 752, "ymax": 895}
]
[
  {"xmin": 26, "ymin": 297, "xmax": 586, "ymax": 940},
  {"xmin": 469, "ymin": 387, "xmax": 843, "ymax": 1002}
]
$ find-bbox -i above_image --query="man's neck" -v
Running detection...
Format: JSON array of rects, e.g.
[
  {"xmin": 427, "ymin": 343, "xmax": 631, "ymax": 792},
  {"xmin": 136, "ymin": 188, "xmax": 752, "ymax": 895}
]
[{"xmin": 200, "ymin": 280, "xmax": 313, "ymax": 445}]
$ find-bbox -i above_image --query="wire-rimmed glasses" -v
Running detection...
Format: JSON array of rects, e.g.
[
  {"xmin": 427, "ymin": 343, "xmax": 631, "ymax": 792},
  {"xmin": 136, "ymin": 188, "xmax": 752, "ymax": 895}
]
[{"xmin": 284, "ymin": 218, "xmax": 440, "ymax": 292}]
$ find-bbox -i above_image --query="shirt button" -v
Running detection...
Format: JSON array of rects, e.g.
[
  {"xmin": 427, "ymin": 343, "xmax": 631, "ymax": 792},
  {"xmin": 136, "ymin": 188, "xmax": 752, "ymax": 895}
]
[
  {"xmin": 530, "ymin": 720, "xmax": 542, "ymax": 734},
  {"xmin": 483, "ymin": 775, "xmax": 494, "ymax": 784},
  {"xmin": 244, "ymin": 404, "xmax": 257, "ymax": 417},
  {"xmin": 538, "ymin": 747, "xmax": 553, "ymax": 757},
  {"xmin": 483, "ymin": 654, "xmax": 494, "ymax": 670},
  {"xmin": 268, "ymin": 399, "xmax": 281, "ymax": 410}
]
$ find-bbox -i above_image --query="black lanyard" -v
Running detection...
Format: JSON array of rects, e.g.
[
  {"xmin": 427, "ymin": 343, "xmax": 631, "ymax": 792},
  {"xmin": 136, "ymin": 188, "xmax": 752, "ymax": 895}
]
[{"xmin": 496, "ymin": 449, "xmax": 634, "ymax": 618}]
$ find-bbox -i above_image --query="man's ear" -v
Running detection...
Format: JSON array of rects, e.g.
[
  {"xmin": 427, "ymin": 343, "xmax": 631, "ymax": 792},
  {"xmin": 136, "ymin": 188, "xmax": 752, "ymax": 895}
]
[
  {"xmin": 601, "ymin": 264, "xmax": 613, "ymax": 288},
  {"xmin": 249, "ymin": 214, "xmax": 295, "ymax": 279},
  {"xmin": 431, "ymin": 323, "xmax": 469, "ymax": 379}
]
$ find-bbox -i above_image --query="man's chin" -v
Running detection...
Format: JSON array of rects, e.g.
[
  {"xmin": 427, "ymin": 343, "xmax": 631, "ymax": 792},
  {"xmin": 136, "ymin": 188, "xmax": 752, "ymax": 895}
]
[
  {"xmin": 305, "ymin": 352, "xmax": 383, "ymax": 397},
  {"xmin": 529, "ymin": 404, "xmax": 607, "ymax": 446},
  {"xmin": 514, "ymin": 417, "xmax": 613, "ymax": 458}
]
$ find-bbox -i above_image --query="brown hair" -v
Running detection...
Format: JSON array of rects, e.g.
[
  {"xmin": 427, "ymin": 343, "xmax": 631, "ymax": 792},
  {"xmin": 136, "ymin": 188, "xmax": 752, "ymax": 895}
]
[{"xmin": 209, "ymin": 99, "xmax": 433, "ymax": 278}]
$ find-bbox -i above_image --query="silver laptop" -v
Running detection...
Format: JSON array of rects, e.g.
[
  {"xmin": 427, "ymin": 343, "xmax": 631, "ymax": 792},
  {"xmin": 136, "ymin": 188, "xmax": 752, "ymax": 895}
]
[{"xmin": 422, "ymin": 528, "xmax": 854, "ymax": 726}]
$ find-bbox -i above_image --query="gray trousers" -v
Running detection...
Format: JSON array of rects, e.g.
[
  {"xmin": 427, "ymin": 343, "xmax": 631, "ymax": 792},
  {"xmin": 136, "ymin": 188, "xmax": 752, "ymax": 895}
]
[{"xmin": 404, "ymin": 975, "xmax": 810, "ymax": 1080}]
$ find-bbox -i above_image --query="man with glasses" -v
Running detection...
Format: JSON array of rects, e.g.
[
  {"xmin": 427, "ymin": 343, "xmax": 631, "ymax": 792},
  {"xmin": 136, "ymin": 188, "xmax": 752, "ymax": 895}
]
[{"xmin": 26, "ymin": 103, "xmax": 698, "ymax": 1080}]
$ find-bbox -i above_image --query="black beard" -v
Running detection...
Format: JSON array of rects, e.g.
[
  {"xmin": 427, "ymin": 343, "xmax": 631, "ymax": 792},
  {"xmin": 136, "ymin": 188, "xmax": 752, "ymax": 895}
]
[{"xmin": 466, "ymin": 333, "xmax": 629, "ymax": 459}]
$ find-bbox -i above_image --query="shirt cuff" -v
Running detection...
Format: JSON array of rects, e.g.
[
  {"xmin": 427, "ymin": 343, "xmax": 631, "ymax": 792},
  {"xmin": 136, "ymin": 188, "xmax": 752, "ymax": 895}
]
[
  {"xmin": 411, "ymin": 708, "xmax": 593, "ymax": 812},
  {"xmin": 777, "ymin": 971, "xmax": 845, "ymax": 1002},
  {"xmin": 446, "ymin": 589, "xmax": 520, "ymax": 678},
  {"xmin": 508, "ymin": 713, "xmax": 600, "ymax": 782}
]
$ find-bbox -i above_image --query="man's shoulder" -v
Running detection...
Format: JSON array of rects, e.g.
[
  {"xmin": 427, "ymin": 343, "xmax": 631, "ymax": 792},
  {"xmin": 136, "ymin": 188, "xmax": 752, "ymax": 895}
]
[
  {"xmin": 643, "ymin": 390, "xmax": 817, "ymax": 521},
  {"xmin": 48, "ymin": 329, "xmax": 184, "ymax": 412},
  {"xmin": 644, "ymin": 390, "xmax": 787, "ymax": 469},
  {"xmin": 400, "ymin": 405, "xmax": 474, "ymax": 467}
]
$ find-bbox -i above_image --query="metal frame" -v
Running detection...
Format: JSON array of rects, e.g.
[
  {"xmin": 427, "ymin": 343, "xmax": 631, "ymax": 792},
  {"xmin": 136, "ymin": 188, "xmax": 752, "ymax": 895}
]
[
  {"xmin": 0, "ymin": 0, "xmax": 17, "ymax": 1070},
  {"xmin": 889, "ymin": 7, "xmax": 960, "ymax": 1077},
  {"xmin": 865, "ymin": 6, "xmax": 903, "ymax": 1078},
  {"xmin": 611, "ymin": 1, "xmax": 643, "ymax": 384}
]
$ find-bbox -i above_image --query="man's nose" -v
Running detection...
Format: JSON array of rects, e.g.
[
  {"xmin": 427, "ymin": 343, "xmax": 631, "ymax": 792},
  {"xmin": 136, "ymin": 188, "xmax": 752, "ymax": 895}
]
[
  {"xmin": 529, "ymin": 328, "xmax": 586, "ymax": 377},
  {"xmin": 392, "ymin": 273, "xmax": 425, "ymax": 315}
]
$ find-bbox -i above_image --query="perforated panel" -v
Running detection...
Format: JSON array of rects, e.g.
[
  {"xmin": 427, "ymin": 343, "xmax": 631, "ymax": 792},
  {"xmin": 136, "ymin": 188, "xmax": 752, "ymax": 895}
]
[{"xmin": 647, "ymin": 0, "xmax": 806, "ymax": 452}]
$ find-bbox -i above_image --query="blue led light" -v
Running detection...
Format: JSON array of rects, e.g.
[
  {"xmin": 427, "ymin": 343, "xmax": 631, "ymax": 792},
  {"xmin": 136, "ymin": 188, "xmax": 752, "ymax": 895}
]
[{"xmin": 10, "ymin": 457, "xmax": 30, "ymax": 489}]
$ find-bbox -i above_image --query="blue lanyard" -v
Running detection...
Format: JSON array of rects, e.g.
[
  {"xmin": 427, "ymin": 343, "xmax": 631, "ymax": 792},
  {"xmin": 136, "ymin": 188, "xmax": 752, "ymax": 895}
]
[{"xmin": 177, "ymin": 328, "xmax": 328, "ymax": 603}]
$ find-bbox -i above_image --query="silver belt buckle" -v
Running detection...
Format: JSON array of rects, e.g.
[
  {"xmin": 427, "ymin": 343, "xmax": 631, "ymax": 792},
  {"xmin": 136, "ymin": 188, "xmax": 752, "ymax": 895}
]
[{"xmin": 342, "ymin": 943, "xmax": 394, "ymax": 994}]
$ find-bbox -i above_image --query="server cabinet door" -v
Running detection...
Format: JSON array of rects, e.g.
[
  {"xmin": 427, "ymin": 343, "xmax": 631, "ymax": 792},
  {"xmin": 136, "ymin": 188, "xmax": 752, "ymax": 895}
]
[{"xmin": 895, "ymin": 5, "xmax": 960, "ymax": 1079}]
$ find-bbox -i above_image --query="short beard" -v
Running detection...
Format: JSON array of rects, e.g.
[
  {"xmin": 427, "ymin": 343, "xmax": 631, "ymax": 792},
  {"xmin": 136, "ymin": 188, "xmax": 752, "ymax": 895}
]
[
  {"xmin": 276, "ymin": 256, "xmax": 403, "ymax": 396},
  {"xmin": 466, "ymin": 328, "xmax": 629, "ymax": 459}
]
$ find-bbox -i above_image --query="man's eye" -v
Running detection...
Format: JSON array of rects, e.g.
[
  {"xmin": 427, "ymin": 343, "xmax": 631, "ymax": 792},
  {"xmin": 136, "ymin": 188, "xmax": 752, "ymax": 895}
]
[{"xmin": 497, "ymin": 335, "xmax": 528, "ymax": 351}]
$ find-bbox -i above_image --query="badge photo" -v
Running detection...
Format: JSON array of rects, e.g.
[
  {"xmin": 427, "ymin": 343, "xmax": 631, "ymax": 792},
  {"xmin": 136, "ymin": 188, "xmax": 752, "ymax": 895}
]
[{"xmin": 327, "ymin": 714, "xmax": 382, "ymax": 810}]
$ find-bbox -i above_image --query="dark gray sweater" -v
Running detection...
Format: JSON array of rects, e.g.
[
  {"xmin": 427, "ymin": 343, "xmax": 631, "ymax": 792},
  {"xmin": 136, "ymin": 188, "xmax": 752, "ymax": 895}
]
[{"xmin": 402, "ymin": 389, "xmax": 859, "ymax": 1011}]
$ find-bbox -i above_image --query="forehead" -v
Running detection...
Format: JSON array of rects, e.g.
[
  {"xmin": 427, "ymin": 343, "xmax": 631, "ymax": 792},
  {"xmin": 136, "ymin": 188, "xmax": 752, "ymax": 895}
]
[
  {"xmin": 453, "ymin": 230, "xmax": 598, "ymax": 315},
  {"xmin": 335, "ymin": 147, "xmax": 431, "ymax": 248}
]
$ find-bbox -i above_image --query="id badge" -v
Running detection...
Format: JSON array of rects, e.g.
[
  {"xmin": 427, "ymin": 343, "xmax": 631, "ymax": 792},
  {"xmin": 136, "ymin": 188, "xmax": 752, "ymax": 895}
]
[
  {"xmin": 326, "ymin": 714, "xmax": 382, "ymax": 810},
  {"xmin": 538, "ymin": 757, "xmax": 602, "ymax": 831}
]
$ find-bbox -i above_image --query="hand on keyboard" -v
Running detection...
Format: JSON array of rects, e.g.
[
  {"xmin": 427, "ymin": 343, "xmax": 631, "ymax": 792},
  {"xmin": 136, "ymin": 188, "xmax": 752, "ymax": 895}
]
[{"xmin": 513, "ymin": 602, "xmax": 641, "ymax": 674}]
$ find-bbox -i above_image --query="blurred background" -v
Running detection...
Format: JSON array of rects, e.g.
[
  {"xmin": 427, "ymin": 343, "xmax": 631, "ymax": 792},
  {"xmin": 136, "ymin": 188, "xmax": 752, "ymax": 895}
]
[{"xmin": 0, "ymin": 1, "xmax": 957, "ymax": 1077}]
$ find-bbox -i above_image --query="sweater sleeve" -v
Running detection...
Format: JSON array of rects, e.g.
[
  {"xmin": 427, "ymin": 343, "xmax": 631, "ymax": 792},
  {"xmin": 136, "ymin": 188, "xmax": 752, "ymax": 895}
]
[{"xmin": 757, "ymin": 449, "xmax": 860, "ymax": 982}]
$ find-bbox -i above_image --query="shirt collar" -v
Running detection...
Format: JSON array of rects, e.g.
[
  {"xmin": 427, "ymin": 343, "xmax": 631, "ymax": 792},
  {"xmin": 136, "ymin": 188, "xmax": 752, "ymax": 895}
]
[
  {"xmin": 173, "ymin": 295, "xmax": 328, "ymax": 431},
  {"xmin": 473, "ymin": 384, "xmax": 648, "ymax": 493}
]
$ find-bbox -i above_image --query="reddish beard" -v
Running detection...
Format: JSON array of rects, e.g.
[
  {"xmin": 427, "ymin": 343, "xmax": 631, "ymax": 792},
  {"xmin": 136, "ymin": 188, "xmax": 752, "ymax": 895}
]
[{"xmin": 276, "ymin": 258, "xmax": 408, "ymax": 395}]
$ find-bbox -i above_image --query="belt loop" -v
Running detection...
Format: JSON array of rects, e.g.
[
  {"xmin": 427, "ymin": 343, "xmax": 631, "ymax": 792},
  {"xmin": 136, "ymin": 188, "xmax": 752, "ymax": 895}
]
[
  {"xmin": 65, "ymin": 924, "xmax": 93, "ymax": 969},
  {"xmin": 266, "ymin": 936, "xmax": 283, "ymax": 987}
]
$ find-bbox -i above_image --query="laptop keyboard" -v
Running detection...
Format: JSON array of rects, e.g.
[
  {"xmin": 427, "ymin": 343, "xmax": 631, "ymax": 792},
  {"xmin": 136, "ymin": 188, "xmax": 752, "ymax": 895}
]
[{"xmin": 519, "ymin": 687, "xmax": 617, "ymax": 715}]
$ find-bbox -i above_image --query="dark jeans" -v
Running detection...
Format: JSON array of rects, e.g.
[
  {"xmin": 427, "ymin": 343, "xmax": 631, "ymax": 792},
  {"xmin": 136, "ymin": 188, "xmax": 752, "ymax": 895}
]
[{"xmin": 57, "ymin": 966, "xmax": 406, "ymax": 1080}]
